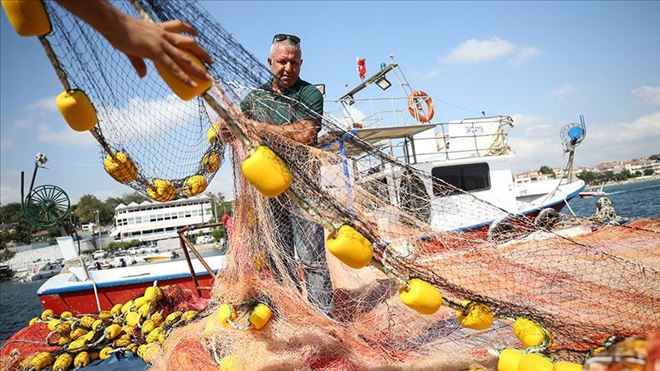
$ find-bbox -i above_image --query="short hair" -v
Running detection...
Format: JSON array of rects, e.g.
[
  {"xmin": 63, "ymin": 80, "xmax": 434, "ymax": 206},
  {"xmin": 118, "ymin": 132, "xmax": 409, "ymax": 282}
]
[{"xmin": 269, "ymin": 39, "xmax": 302, "ymax": 58}]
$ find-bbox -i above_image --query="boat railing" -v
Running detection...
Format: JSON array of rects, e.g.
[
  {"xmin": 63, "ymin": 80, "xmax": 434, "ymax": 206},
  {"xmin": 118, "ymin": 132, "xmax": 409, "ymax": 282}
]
[
  {"xmin": 324, "ymin": 97, "xmax": 514, "ymax": 166},
  {"xmin": 177, "ymin": 223, "xmax": 222, "ymax": 297}
]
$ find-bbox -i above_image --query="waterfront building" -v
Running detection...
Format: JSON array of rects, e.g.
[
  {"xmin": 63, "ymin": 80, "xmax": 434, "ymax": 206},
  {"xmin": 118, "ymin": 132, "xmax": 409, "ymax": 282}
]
[{"xmin": 112, "ymin": 195, "xmax": 213, "ymax": 242}]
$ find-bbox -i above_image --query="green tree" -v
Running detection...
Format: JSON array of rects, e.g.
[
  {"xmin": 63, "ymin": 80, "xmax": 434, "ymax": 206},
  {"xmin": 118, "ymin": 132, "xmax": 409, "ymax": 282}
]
[
  {"xmin": 74, "ymin": 194, "xmax": 113, "ymax": 224},
  {"xmin": 211, "ymin": 227, "xmax": 226, "ymax": 242},
  {"xmin": 539, "ymin": 166, "xmax": 556, "ymax": 177},
  {"xmin": 644, "ymin": 169, "xmax": 654, "ymax": 176},
  {"xmin": 649, "ymin": 154, "xmax": 659, "ymax": 161},
  {"xmin": 634, "ymin": 171, "xmax": 642, "ymax": 177}
]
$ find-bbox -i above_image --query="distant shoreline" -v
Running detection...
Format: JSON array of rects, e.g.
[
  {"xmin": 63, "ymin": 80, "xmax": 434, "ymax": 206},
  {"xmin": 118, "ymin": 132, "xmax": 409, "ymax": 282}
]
[{"xmin": 585, "ymin": 175, "xmax": 660, "ymax": 189}]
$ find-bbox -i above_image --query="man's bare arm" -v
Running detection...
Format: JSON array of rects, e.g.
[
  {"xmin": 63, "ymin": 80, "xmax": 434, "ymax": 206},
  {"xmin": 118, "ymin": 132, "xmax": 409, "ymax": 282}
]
[
  {"xmin": 56, "ymin": 0, "xmax": 213, "ymax": 87},
  {"xmin": 263, "ymin": 120, "xmax": 318, "ymax": 145}
]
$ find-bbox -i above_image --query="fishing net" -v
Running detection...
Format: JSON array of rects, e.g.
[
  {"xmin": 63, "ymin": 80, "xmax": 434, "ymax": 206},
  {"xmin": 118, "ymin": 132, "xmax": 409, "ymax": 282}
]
[{"xmin": 8, "ymin": 0, "xmax": 660, "ymax": 369}]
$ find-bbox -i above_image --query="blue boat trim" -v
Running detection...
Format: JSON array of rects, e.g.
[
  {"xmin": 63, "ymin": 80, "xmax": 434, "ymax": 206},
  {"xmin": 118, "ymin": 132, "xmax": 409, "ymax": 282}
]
[{"xmin": 38, "ymin": 269, "xmax": 218, "ymax": 296}]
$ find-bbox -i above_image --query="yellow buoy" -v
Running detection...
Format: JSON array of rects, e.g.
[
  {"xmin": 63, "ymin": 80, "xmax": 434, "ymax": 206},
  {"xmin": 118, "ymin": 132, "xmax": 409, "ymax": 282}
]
[
  {"xmin": 553, "ymin": 361, "xmax": 583, "ymax": 371},
  {"xmin": 207, "ymin": 123, "xmax": 220, "ymax": 144},
  {"xmin": 519, "ymin": 352, "xmax": 553, "ymax": 371},
  {"xmin": 40, "ymin": 309, "xmax": 56, "ymax": 321},
  {"xmin": 147, "ymin": 179, "xmax": 177, "ymax": 202},
  {"xmin": 67, "ymin": 337, "xmax": 88, "ymax": 353},
  {"xmin": 110, "ymin": 303, "xmax": 123, "ymax": 316},
  {"xmin": 325, "ymin": 225, "xmax": 373, "ymax": 269},
  {"xmin": 29, "ymin": 317, "xmax": 39, "ymax": 325},
  {"xmin": 53, "ymin": 353, "xmax": 73, "ymax": 371},
  {"xmin": 56, "ymin": 89, "xmax": 98, "ymax": 132},
  {"xmin": 455, "ymin": 301, "xmax": 494, "ymax": 330},
  {"xmin": 60, "ymin": 311, "xmax": 73, "ymax": 319},
  {"xmin": 144, "ymin": 286, "xmax": 162, "ymax": 302},
  {"xmin": 1, "ymin": 0, "xmax": 51, "ymax": 36},
  {"xmin": 182, "ymin": 310, "xmax": 198, "ymax": 322},
  {"xmin": 217, "ymin": 304, "xmax": 236, "ymax": 327},
  {"xmin": 28, "ymin": 351, "xmax": 54, "ymax": 371},
  {"xmin": 137, "ymin": 342, "xmax": 162, "ymax": 363},
  {"xmin": 184, "ymin": 175, "xmax": 207, "ymax": 196},
  {"xmin": 497, "ymin": 348, "xmax": 524, "ymax": 371},
  {"xmin": 142, "ymin": 319, "xmax": 157, "ymax": 334},
  {"xmin": 513, "ymin": 317, "xmax": 552, "ymax": 348},
  {"xmin": 126, "ymin": 311, "xmax": 141, "ymax": 327},
  {"xmin": 73, "ymin": 352, "xmax": 90, "ymax": 368},
  {"xmin": 104, "ymin": 324, "xmax": 121, "ymax": 340},
  {"xmin": 103, "ymin": 152, "xmax": 138, "ymax": 184},
  {"xmin": 248, "ymin": 303, "xmax": 272, "ymax": 330},
  {"xmin": 165, "ymin": 311, "xmax": 182, "ymax": 325},
  {"xmin": 240, "ymin": 145, "xmax": 292, "ymax": 198},
  {"xmin": 79, "ymin": 315, "xmax": 95, "ymax": 329},
  {"xmin": 121, "ymin": 300, "xmax": 134, "ymax": 314},
  {"xmin": 399, "ymin": 278, "xmax": 442, "ymax": 315},
  {"xmin": 201, "ymin": 152, "xmax": 220, "ymax": 173},
  {"xmin": 133, "ymin": 296, "xmax": 148, "ymax": 309},
  {"xmin": 155, "ymin": 52, "xmax": 212, "ymax": 101},
  {"xmin": 48, "ymin": 319, "xmax": 61, "ymax": 332},
  {"xmin": 99, "ymin": 346, "xmax": 114, "ymax": 361}
]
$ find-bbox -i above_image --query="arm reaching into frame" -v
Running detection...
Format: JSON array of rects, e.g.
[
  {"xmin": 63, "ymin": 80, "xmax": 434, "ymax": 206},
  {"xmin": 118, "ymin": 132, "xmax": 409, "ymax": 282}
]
[{"xmin": 56, "ymin": 0, "xmax": 213, "ymax": 88}]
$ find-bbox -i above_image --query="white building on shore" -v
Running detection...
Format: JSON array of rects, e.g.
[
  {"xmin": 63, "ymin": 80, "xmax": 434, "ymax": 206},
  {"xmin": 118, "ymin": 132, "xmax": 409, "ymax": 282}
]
[{"xmin": 112, "ymin": 195, "xmax": 213, "ymax": 242}]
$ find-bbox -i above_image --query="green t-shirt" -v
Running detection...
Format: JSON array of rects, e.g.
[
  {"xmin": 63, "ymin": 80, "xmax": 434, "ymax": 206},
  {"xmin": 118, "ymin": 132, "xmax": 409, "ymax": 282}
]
[{"xmin": 240, "ymin": 78, "xmax": 323, "ymax": 129}]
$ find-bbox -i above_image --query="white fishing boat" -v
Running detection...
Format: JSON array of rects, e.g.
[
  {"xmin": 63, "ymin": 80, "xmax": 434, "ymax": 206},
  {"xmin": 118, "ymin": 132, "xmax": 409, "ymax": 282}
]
[{"xmin": 320, "ymin": 61, "xmax": 585, "ymax": 235}]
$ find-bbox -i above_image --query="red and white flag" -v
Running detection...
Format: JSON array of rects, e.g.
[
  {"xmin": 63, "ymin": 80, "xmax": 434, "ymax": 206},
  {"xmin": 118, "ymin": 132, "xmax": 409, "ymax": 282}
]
[{"xmin": 357, "ymin": 57, "xmax": 366, "ymax": 79}]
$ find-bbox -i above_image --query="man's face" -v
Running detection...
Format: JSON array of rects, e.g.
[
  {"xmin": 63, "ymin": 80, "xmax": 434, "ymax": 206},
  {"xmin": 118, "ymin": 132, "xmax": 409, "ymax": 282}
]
[{"xmin": 268, "ymin": 44, "xmax": 302, "ymax": 90}]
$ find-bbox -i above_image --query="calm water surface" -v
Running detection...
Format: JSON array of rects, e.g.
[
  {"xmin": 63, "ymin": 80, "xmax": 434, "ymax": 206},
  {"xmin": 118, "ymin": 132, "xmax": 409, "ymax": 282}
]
[{"xmin": 1, "ymin": 179, "xmax": 658, "ymax": 342}]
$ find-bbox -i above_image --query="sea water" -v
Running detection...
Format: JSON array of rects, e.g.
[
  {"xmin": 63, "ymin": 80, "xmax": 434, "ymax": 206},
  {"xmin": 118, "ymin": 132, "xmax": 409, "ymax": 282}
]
[{"xmin": 1, "ymin": 178, "xmax": 659, "ymax": 343}]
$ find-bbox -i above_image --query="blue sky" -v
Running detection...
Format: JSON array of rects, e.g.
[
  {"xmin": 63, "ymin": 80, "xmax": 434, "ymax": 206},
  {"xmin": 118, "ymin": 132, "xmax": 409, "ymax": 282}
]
[{"xmin": 2, "ymin": 1, "xmax": 659, "ymax": 204}]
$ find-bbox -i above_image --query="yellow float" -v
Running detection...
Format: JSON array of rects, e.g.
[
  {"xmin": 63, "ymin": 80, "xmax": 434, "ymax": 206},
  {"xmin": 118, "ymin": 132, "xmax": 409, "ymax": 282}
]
[
  {"xmin": 399, "ymin": 278, "xmax": 443, "ymax": 315},
  {"xmin": 56, "ymin": 89, "xmax": 98, "ymax": 132},
  {"xmin": 155, "ymin": 52, "xmax": 212, "ymax": 101},
  {"xmin": 325, "ymin": 225, "xmax": 373, "ymax": 269},
  {"xmin": 1, "ymin": 0, "xmax": 51, "ymax": 36},
  {"xmin": 241, "ymin": 145, "xmax": 292, "ymax": 198},
  {"xmin": 249, "ymin": 303, "xmax": 273, "ymax": 330}
]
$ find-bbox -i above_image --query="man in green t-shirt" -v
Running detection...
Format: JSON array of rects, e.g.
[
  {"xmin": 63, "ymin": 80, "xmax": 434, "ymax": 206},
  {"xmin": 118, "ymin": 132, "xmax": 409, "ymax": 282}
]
[{"xmin": 240, "ymin": 34, "xmax": 333, "ymax": 317}]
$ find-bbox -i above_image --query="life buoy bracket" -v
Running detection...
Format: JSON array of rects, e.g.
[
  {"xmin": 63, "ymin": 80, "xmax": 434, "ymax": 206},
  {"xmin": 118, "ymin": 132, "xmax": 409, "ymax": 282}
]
[{"xmin": 407, "ymin": 91, "xmax": 435, "ymax": 123}]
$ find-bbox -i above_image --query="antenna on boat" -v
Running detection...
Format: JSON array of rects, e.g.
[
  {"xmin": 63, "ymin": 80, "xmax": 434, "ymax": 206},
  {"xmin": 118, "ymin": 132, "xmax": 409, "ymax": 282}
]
[{"xmin": 560, "ymin": 114, "xmax": 587, "ymax": 182}]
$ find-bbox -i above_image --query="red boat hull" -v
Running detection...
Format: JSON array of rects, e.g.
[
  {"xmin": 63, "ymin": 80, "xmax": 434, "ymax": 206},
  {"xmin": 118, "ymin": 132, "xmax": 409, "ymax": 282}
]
[{"xmin": 39, "ymin": 274, "xmax": 214, "ymax": 314}]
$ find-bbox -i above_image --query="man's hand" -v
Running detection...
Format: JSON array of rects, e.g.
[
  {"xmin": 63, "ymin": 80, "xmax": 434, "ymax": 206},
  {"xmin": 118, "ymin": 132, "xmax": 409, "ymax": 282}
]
[{"xmin": 56, "ymin": 0, "xmax": 213, "ymax": 88}]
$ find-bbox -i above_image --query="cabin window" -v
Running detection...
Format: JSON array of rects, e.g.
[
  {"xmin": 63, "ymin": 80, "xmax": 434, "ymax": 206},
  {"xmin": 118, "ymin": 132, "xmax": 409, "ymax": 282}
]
[{"xmin": 431, "ymin": 163, "xmax": 490, "ymax": 195}]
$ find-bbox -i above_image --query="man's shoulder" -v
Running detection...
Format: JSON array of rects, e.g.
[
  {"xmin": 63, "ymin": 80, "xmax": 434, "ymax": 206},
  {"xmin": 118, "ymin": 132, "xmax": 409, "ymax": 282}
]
[{"xmin": 295, "ymin": 79, "xmax": 323, "ymax": 101}]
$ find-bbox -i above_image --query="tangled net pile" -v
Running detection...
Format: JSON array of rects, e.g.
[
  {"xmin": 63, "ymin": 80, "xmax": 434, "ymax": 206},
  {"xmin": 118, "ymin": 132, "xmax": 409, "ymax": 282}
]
[{"xmin": 5, "ymin": 0, "xmax": 659, "ymax": 369}]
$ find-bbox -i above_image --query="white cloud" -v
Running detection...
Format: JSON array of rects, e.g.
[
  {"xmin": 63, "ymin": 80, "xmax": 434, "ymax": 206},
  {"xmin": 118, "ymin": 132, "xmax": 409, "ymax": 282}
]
[
  {"xmin": 512, "ymin": 46, "xmax": 541, "ymax": 67},
  {"xmin": 37, "ymin": 124, "xmax": 97, "ymax": 147},
  {"xmin": 587, "ymin": 112, "xmax": 660, "ymax": 145},
  {"xmin": 441, "ymin": 37, "xmax": 541, "ymax": 66},
  {"xmin": 632, "ymin": 85, "xmax": 660, "ymax": 106},
  {"xmin": 550, "ymin": 83, "xmax": 579, "ymax": 103},
  {"xmin": 442, "ymin": 37, "xmax": 515, "ymax": 64},
  {"xmin": 101, "ymin": 94, "xmax": 201, "ymax": 145},
  {"xmin": 424, "ymin": 69, "xmax": 440, "ymax": 79},
  {"xmin": 26, "ymin": 97, "xmax": 57, "ymax": 112},
  {"xmin": 509, "ymin": 112, "xmax": 660, "ymax": 172},
  {"xmin": 511, "ymin": 113, "xmax": 558, "ymax": 137}
]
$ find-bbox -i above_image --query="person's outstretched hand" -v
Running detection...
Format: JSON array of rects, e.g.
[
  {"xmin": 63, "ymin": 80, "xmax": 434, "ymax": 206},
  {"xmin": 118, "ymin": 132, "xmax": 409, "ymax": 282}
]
[
  {"xmin": 56, "ymin": 0, "xmax": 214, "ymax": 88},
  {"xmin": 110, "ymin": 17, "xmax": 214, "ymax": 88}
]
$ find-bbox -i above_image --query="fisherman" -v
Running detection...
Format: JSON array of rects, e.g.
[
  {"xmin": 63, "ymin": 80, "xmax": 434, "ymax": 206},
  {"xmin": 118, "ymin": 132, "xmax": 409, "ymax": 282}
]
[{"xmin": 238, "ymin": 34, "xmax": 333, "ymax": 317}]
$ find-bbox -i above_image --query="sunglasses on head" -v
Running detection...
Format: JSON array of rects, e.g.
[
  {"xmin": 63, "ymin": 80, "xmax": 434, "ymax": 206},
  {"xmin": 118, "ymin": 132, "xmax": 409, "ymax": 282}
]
[{"xmin": 272, "ymin": 34, "xmax": 301, "ymax": 44}]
